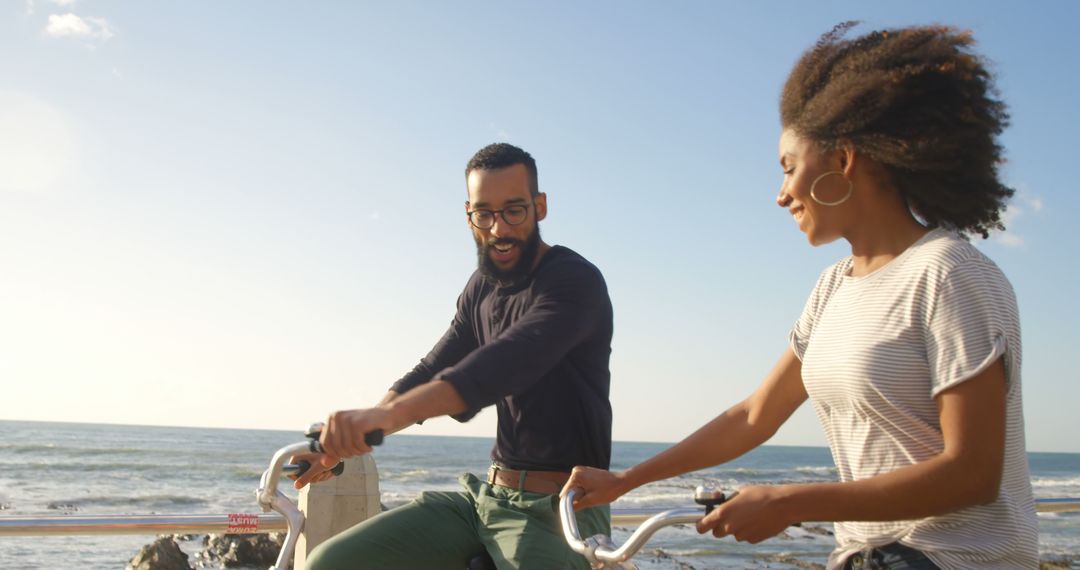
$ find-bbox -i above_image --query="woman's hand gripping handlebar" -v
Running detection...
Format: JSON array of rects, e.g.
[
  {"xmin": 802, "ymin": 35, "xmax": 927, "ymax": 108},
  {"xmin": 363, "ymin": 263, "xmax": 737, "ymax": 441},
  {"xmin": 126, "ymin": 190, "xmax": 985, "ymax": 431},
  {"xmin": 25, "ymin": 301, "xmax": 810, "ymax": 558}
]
[{"xmin": 559, "ymin": 486, "xmax": 728, "ymax": 569}]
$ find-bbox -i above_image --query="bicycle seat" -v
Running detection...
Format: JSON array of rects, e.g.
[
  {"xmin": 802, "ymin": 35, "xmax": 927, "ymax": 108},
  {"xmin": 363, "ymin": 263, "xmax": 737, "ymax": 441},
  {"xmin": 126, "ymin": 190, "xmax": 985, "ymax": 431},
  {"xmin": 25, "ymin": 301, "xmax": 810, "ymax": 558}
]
[{"xmin": 467, "ymin": 551, "xmax": 496, "ymax": 570}]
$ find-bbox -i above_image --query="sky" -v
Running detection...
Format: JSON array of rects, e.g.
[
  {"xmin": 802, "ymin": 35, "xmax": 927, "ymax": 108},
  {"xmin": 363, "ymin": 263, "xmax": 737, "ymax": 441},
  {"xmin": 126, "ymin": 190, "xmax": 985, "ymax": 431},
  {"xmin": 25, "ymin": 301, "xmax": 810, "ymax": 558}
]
[{"xmin": 2, "ymin": 1, "xmax": 1078, "ymax": 453}]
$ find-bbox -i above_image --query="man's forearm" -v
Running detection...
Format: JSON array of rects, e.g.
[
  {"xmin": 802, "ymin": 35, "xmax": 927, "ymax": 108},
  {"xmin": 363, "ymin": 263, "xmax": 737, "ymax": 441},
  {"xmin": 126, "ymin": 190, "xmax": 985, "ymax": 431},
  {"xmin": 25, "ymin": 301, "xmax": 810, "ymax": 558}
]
[
  {"xmin": 378, "ymin": 390, "xmax": 399, "ymax": 407},
  {"xmin": 381, "ymin": 379, "xmax": 468, "ymax": 431}
]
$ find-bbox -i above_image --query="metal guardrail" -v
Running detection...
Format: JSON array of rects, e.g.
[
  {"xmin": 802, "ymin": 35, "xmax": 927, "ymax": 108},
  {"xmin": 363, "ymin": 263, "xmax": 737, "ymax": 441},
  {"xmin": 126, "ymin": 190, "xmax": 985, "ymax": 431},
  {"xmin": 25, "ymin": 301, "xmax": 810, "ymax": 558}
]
[
  {"xmin": 2, "ymin": 499, "xmax": 1074, "ymax": 537},
  {"xmin": 0, "ymin": 513, "xmax": 286, "ymax": 536},
  {"xmin": 1033, "ymin": 499, "xmax": 1080, "ymax": 514}
]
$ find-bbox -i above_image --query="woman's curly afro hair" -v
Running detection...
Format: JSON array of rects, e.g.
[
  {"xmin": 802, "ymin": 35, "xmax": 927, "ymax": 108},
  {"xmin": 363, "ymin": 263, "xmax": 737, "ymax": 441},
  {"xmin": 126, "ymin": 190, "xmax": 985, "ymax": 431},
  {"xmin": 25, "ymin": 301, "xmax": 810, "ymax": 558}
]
[{"xmin": 781, "ymin": 22, "xmax": 1013, "ymax": 238}]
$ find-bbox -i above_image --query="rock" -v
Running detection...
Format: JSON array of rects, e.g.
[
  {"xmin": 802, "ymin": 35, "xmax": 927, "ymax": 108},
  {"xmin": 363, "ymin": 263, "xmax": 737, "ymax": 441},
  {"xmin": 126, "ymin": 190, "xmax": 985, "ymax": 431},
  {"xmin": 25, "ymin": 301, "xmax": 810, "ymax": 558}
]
[
  {"xmin": 200, "ymin": 532, "xmax": 288, "ymax": 568},
  {"xmin": 754, "ymin": 552, "xmax": 826, "ymax": 569},
  {"xmin": 799, "ymin": 522, "xmax": 835, "ymax": 536},
  {"xmin": 1040, "ymin": 557, "xmax": 1076, "ymax": 570},
  {"xmin": 648, "ymin": 547, "xmax": 698, "ymax": 569},
  {"xmin": 127, "ymin": 536, "xmax": 193, "ymax": 570},
  {"xmin": 170, "ymin": 533, "xmax": 200, "ymax": 542}
]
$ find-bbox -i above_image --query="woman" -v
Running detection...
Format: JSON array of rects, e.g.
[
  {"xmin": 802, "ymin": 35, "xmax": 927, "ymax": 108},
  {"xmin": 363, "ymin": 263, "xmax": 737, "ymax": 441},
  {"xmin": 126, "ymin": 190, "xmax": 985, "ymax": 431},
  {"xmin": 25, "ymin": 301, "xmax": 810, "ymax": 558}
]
[{"xmin": 562, "ymin": 23, "xmax": 1037, "ymax": 569}]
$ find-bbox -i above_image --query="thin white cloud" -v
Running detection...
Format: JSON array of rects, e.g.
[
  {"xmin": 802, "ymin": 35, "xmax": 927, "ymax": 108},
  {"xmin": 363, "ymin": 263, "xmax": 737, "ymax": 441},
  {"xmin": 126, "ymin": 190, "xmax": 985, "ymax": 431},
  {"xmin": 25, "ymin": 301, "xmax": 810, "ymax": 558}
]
[
  {"xmin": 993, "ymin": 184, "xmax": 1043, "ymax": 248},
  {"xmin": 26, "ymin": 0, "xmax": 35, "ymax": 15},
  {"xmin": 50, "ymin": 0, "xmax": 79, "ymax": 5},
  {"xmin": 45, "ymin": 13, "xmax": 89, "ymax": 36},
  {"xmin": 488, "ymin": 122, "xmax": 513, "ymax": 141},
  {"xmin": 996, "ymin": 233, "xmax": 1024, "ymax": 247},
  {"xmin": 1001, "ymin": 204, "xmax": 1023, "ymax": 228},
  {"xmin": 44, "ymin": 12, "xmax": 114, "ymax": 43}
]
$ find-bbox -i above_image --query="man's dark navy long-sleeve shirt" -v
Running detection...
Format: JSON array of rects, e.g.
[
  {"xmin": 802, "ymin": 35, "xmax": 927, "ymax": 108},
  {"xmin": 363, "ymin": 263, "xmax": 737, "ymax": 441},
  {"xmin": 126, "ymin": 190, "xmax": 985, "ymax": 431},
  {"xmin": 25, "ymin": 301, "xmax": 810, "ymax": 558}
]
[{"xmin": 390, "ymin": 245, "xmax": 613, "ymax": 471}]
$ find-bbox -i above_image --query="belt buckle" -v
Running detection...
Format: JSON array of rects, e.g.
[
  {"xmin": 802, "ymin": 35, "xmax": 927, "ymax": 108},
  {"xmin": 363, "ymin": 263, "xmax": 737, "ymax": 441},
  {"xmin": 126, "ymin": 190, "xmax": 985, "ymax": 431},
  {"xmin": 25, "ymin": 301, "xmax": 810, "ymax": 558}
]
[{"xmin": 488, "ymin": 465, "xmax": 513, "ymax": 489}]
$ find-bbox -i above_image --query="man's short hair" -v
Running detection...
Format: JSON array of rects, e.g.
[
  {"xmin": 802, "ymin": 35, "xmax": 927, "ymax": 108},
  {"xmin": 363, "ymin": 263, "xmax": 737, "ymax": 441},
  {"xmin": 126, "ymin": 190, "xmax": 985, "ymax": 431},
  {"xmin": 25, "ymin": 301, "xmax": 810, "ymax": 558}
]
[{"xmin": 465, "ymin": 143, "xmax": 539, "ymax": 196}]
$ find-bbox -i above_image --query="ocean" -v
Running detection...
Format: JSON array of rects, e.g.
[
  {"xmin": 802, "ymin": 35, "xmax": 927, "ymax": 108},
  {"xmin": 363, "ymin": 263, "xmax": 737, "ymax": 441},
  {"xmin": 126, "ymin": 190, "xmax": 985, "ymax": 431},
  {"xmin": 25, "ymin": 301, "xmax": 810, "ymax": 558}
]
[{"xmin": 1, "ymin": 420, "xmax": 1077, "ymax": 569}]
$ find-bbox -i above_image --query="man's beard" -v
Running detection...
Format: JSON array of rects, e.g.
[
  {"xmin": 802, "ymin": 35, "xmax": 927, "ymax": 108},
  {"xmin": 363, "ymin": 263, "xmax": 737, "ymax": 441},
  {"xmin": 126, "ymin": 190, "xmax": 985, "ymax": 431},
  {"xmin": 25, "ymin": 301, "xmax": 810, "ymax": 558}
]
[{"xmin": 475, "ymin": 226, "xmax": 542, "ymax": 287}]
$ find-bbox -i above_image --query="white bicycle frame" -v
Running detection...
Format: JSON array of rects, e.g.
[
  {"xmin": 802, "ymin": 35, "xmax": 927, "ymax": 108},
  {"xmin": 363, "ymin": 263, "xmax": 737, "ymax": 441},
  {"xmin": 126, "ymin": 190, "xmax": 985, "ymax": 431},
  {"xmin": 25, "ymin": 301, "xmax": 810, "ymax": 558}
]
[
  {"xmin": 256, "ymin": 439, "xmax": 324, "ymax": 570},
  {"xmin": 256, "ymin": 425, "xmax": 379, "ymax": 570}
]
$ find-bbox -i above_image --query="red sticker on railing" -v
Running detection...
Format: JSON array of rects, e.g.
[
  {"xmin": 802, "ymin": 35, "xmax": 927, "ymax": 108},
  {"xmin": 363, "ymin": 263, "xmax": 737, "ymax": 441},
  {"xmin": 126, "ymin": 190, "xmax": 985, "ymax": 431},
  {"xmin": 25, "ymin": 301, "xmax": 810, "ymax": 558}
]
[{"xmin": 227, "ymin": 513, "xmax": 260, "ymax": 533}]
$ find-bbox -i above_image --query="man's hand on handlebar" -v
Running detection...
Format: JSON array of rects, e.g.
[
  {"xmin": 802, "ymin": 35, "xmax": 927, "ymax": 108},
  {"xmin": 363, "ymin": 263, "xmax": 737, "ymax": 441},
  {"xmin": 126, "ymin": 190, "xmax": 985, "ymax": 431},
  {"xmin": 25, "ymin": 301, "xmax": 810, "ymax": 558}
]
[
  {"xmin": 560, "ymin": 466, "xmax": 632, "ymax": 511},
  {"xmin": 320, "ymin": 407, "xmax": 392, "ymax": 459}
]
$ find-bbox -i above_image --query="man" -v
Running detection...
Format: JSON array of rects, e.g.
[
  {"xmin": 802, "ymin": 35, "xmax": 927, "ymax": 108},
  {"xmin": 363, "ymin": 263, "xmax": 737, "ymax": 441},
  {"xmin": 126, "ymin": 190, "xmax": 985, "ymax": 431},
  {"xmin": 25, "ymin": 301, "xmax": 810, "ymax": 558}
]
[{"xmin": 297, "ymin": 143, "xmax": 614, "ymax": 570}]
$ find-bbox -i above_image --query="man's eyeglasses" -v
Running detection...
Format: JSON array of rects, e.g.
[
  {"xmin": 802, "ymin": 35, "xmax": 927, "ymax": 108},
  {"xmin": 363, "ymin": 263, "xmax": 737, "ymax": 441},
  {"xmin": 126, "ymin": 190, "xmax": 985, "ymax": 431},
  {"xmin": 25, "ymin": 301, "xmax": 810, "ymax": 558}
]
[{"xmin": 466, "ymin": 203, "xmax": 533, "ymax": 229}]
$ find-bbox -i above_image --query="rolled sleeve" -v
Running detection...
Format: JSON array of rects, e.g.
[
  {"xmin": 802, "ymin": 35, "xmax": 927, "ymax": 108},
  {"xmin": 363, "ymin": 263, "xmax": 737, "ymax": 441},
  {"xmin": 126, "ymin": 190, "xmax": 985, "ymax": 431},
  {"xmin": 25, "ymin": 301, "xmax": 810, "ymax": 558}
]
[{"xmin": 926, "ymin": 259, "xmax": 1017, "ymax": 397}]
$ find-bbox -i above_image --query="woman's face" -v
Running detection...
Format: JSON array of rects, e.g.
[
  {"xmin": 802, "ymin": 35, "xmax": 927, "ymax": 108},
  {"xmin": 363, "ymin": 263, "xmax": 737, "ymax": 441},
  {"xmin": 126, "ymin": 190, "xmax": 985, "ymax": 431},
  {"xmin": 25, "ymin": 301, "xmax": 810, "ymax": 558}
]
[{"xmin": 776, "ymin": 129, "xmax": 850, "ymax": 246}]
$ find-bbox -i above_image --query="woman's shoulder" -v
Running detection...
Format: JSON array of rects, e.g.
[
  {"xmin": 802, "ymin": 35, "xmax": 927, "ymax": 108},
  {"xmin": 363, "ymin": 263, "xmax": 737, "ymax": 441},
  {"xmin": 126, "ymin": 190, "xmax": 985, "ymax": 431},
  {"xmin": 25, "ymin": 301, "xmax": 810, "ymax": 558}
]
[
  {"xmin": 909, "ymin": 228, "xmax": 1006, "ymax": 279},
  {"xmin": 815, "ymin": 256, "xmax": 854, "ymax": 289},
  {"xmin": 895, "ymin": 230, "xmax": 1019, "ymax": 314}
]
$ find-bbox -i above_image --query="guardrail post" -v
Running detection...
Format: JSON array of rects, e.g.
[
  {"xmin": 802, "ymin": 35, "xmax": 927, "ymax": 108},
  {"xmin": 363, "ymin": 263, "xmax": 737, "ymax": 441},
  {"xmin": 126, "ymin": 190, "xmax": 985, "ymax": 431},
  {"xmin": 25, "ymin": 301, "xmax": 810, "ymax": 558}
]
[{"xmin": 294, "ymin": 455, "xmax": 381, "ymax": 569}]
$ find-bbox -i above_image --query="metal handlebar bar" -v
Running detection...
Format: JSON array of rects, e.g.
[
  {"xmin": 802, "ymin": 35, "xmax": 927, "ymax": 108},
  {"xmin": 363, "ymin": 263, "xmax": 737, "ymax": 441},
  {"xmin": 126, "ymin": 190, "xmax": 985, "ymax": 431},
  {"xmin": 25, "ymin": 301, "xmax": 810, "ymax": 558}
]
[
  {"xmin": 560, "ymin": 487, "xmax": 726, "ymax": 569},
  {"xmin": 256, "ymin": 441, "xmax": 314, "ymax": 570}
]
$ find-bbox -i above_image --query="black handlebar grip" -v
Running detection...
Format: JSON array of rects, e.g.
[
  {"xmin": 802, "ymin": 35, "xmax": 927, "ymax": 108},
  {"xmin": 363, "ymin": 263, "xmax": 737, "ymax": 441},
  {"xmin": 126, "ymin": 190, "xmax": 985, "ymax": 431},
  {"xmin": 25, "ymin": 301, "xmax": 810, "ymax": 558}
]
[
  {"xmin": 365, "ymin": 429, "xmax": 384, "ymax": 446},
  {"xmin": 693, "ymin": 486, "xmax": 728, "ymax": 515},
  {"xmin": 295, "ymin": 459, "xmax": 346, "ymax": 478},
  {"xmin": 308, "ymin": 429, "xmax": 384, "ymax": 453}
]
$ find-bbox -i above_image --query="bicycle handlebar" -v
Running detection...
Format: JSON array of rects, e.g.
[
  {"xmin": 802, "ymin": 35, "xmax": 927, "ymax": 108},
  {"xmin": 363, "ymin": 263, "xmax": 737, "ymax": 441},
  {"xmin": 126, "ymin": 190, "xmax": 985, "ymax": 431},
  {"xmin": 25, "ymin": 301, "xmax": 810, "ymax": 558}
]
[
  {"xmin": 308, "ymin": 429, "xmax": 385, "ymax": 453},
  {"xmin": 560, "ymin": 486, "xmax": 728, "ymax": 569},
  {"xmin": 257, "ymin": 429, "xmax": 384, "ymax": 509},
  {"xmin": 256, "ymin": 428, "xmax": 384, "ymax": 570}
]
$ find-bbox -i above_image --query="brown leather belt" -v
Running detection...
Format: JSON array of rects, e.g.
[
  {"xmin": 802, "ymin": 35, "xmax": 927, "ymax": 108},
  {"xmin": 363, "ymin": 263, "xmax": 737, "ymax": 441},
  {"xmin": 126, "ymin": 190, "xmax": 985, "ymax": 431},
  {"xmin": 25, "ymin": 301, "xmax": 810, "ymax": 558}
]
[{"xmin": 487, "ymin": 466, "xmax": 570, "ymax": 495}]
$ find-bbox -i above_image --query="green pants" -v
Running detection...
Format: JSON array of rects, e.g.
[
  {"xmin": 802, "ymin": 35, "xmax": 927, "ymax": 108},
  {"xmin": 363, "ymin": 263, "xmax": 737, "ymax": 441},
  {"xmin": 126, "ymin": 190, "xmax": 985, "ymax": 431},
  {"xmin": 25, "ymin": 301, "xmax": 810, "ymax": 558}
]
[{"xmin": 305, "ymin": 472, "xmax": 610, "ymax": 570}]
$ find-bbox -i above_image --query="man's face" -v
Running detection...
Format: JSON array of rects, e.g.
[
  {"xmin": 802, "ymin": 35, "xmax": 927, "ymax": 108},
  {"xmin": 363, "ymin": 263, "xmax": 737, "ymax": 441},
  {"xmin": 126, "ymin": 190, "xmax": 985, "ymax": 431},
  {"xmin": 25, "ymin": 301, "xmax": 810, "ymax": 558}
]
[{"xmin": 465, "ymin": 163, "xmax": 547, "ymax": 286}]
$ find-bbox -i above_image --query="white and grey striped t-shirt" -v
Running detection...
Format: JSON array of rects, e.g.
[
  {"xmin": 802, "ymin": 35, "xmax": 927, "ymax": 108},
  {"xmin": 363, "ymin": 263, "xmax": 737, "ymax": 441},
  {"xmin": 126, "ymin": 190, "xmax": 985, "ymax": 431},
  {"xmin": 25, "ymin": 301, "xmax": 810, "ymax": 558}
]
[{"xmin": 790, "ymin": 229, "xmax": 1037, "ymax": 569}]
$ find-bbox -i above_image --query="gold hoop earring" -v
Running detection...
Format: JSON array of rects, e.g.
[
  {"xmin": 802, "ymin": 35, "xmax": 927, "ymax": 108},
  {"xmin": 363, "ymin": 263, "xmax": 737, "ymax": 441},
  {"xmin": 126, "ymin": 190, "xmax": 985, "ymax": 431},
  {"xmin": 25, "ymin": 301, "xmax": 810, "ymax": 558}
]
[{"xmin": 809, "ymin": 171, "xmax": 853, "ymax": 206}]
